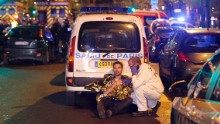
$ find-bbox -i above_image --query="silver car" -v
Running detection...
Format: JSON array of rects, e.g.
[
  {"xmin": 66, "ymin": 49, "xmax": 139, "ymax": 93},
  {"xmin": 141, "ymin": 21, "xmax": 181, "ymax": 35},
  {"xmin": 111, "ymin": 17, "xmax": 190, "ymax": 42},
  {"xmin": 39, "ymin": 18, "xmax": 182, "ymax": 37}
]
[
  {"xmin": 159, "ymin": 28, "xmax": 220, "ymax": 83},
  {"xmin": 169, "ymin": 49, "xmax": 220, "ymax": 124}
]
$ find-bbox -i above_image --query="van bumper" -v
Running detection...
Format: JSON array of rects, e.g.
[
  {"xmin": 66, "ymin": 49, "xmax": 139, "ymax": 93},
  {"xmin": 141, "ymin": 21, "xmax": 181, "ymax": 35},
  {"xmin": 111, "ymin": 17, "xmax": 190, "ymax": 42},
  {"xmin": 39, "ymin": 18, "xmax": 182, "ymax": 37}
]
[
  {"xmin": 66, "ymin": 86, "xmax": 92, "ymax": 92},
  {"xmin": 65, "ymin": 77, "xmax": 103, "ymax": 92}
]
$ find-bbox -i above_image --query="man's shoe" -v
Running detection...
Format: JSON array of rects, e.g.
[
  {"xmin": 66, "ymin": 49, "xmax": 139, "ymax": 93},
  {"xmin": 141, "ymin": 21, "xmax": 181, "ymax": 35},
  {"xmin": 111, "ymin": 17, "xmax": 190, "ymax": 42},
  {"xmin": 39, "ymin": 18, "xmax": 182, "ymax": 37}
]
[
  {"xmin": 132, "ymin": 111, "xmax": 148, "ymax": 117},
  {"xmin": 106, "ymin": 110, "xmax": 112, "ymax": 118},
  {"xmin": 97, "ymin": 101, "xmax": 106, "ymax": 119}
]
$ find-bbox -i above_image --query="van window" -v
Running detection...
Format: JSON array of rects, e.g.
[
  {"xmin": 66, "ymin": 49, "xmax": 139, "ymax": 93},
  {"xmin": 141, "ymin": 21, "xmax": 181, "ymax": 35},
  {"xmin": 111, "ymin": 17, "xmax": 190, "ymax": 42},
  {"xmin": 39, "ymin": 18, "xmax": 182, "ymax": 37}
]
[
  {"xmin": 59, "ymin": 8, "xmax": 65, "ymax": 17},
  {"xmin": 0, "ymin": 8, "xmax": 6, "ymax": 15},
  {"xmin": 78, "ymin": 22, "xmax": 141, "ymax": 52}
]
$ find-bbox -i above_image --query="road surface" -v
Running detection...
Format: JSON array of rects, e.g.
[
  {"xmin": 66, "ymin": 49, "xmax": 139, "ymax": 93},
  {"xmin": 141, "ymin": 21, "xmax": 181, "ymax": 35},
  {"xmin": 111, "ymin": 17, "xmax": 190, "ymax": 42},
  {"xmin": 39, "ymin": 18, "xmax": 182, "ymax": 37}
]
[{"xmin": 0, "ymin": 62, "xmax": 172, "ymax": 124}]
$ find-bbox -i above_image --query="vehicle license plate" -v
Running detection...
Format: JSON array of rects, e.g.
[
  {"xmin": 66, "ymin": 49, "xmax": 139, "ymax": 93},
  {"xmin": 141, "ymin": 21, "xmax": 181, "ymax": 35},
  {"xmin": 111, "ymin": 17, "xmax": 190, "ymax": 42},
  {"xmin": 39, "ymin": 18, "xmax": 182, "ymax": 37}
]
[
  {"xmin": 95, "ymin": 61, "xmax": 115, "ymax": 68},
  {"xmin": 15, "ymin": 41, "xmax": 28, "ymax": 45}
]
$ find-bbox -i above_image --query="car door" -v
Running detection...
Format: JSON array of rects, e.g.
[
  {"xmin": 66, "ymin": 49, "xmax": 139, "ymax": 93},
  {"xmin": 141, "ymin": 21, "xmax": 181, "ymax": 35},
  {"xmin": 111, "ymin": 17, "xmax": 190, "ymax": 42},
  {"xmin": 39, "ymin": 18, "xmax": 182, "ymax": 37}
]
[
  {"xmin": 160, "ymin": 31, "xmax": 180, "ymax": 76},
  {"xmin": 159, "ymin": 32, "xmax": 175, "ymax": 74},
  {"xmin": 174, "ymin": 54, "xmax": 220, "ymax": 124}
]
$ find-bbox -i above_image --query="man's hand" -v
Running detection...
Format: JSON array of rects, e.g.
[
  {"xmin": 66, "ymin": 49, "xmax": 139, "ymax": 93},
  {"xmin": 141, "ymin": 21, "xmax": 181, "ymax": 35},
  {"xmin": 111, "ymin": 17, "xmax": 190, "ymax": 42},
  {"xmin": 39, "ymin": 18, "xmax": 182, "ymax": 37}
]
[
  {"xmin": 122, "ymin": 78, "xmax": 132, "ymax": 85},
  {"xmin": 131, "ymin": 66, "xmax": 138, "ymax": 75},
  {"xmin": 104, "ymin": 79, "xmax": 122, "ymax": 95}
]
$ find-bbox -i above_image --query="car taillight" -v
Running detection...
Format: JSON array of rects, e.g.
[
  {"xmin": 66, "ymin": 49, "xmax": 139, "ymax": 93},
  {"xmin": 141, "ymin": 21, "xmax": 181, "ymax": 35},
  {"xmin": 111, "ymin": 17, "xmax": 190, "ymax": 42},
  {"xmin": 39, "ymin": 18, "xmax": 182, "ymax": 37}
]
[
  {"xmin": 67, "ymin": 36, "xmax": 76, "ymax": 72},
  {"xmin": 36, "ymin": 52, "xmax": 42, "ymax": 57},
  {"xmin": 66, "ymin": 77, "xmax": 73, "ymax": 85},
  {"xmin": 39, "ymin": 29, "xmax": 43, "ymax": 37},
  {"xmin": 143, "ymin": 37, "xmax": 148, "ymax": 63},
  {"xmin": 3, "ymin": 52, "xmax": 8, "ymax": 57},
  {"xmin": 178, "ymin": 51, "xmax": 190, "ymax": 62}
]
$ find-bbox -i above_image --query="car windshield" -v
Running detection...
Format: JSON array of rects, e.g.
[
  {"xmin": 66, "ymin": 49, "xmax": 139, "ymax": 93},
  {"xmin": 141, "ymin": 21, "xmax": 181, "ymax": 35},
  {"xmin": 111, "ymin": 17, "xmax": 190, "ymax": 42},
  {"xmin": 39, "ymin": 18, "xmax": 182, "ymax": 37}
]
[
  {"xmin": 171, "ymin": 24, "xmax": 186, "ymax": 28},
  {"xmin": 78, "ymin": 22, "xmax": 140, "ymax": 52},
  {"xmin": 183, "ymin": 34, "xmax": 220, "ymax": 52},
  {"xmin": 8, "ymin": 27, "xmax": 40, "ymax": 38}
]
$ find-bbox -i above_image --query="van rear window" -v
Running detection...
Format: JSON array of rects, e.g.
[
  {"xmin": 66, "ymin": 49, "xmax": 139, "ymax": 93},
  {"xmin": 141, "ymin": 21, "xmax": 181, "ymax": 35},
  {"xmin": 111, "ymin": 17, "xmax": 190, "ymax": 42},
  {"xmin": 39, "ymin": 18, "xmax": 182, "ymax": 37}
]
[{"xmin": 78, "ymin": 22, "xmax": 140, "ymax": 52}]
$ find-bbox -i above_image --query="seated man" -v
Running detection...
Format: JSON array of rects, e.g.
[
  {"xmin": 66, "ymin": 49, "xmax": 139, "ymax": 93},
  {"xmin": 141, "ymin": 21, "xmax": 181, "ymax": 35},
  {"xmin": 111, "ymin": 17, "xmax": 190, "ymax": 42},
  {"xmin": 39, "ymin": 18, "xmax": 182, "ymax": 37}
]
[
  {"xmin": 85, "ymin": 61, "xmax": 133, "ymax": 119},
  {"xmin": 128, "ymin": 56, "xmax": 164, "ymax": 116}
]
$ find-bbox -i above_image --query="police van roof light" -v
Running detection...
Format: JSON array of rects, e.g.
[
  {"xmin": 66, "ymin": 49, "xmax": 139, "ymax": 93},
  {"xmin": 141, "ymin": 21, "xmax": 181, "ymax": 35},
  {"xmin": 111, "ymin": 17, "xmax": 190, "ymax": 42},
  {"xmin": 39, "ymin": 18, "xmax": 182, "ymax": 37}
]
[{"xmin": 80, "ymin": 7, "xmax": 132, "ymax": 13}]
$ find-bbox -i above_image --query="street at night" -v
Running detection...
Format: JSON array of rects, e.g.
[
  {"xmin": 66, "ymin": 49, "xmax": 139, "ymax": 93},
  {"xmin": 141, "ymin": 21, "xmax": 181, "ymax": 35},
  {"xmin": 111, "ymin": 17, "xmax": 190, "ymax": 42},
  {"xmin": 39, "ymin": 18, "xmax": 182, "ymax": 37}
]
[
  {"xmin": 1, "ymin": 0, "xmax": 220, "ymax": 124},
  {"xmin": 0, "ymin": 63, "xmax": 171, "ymax": 124}
]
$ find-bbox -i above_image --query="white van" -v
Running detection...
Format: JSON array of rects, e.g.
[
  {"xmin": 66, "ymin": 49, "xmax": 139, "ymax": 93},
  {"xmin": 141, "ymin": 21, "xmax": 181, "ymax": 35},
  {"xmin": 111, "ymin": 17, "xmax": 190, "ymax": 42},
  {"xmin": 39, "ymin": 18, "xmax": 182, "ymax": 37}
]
[{"xmin": 65, "ymin": 12, "xmax": 148, "ymax": 104}]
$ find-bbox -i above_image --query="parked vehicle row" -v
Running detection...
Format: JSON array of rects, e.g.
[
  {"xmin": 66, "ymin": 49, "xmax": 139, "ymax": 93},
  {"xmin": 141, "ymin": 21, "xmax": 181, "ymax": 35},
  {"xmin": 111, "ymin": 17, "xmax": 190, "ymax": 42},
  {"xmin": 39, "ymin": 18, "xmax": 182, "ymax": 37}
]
[{"xmin": 159, "ymin": 28, "xmax": 220, "ymax": 83}]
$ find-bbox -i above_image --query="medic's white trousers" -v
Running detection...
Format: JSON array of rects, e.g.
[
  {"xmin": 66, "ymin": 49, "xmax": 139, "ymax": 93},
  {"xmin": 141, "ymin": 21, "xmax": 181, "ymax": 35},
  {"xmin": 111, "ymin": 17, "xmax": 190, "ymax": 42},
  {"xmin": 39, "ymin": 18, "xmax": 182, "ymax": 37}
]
[{"xmin": 131, "ymin": 85, "xmax": 162, "ymax": 111}]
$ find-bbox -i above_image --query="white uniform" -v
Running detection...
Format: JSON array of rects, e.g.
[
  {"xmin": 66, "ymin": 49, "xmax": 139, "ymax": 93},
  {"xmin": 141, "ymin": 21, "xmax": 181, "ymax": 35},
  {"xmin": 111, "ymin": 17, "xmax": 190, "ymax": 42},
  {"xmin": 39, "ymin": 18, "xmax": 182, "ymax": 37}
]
[{"xmin": 131, "ymin": 63, "xmax": 164, "ymax": 111}]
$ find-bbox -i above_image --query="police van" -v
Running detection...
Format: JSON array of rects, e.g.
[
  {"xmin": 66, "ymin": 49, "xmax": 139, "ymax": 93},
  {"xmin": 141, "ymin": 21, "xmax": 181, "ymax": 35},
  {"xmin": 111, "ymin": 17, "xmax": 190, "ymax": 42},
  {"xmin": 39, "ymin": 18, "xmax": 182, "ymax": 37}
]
[{"xmin": 65, "ymin": 7, "xmax": 148, "ymax": 105}]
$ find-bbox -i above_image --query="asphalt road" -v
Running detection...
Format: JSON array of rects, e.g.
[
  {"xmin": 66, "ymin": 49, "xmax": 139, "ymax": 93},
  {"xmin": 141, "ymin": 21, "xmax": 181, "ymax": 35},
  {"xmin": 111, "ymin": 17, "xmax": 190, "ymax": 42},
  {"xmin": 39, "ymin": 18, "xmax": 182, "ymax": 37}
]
[{"xmin": 0, "ymin": 62, "xmax": 172, "ymax": 124}]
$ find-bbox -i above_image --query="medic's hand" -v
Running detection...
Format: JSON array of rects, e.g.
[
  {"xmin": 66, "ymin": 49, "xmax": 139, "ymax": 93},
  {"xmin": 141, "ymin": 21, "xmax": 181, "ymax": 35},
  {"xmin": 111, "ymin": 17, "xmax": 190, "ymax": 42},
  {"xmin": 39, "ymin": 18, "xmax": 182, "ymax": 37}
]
[
  {"xmin": 131, "ymin": 66, "xmax": 138, "ymax": 75},
  {"xmin": 122, "ymin": 78, "xmax": 132, "ymax": 85}
]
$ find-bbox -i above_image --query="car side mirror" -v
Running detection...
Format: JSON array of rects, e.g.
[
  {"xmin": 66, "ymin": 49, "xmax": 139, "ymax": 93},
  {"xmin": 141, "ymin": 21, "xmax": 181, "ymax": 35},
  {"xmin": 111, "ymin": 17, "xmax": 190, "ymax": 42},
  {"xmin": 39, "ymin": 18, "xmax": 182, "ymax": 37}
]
[{"xmin": 169, "ymin": 80, "xmax": 188, "ymax": 97}]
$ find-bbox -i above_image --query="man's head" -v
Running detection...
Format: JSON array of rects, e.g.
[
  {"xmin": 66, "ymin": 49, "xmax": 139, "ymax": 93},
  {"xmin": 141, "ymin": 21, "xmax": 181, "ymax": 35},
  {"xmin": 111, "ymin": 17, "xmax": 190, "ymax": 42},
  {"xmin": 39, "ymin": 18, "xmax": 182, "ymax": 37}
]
[
  {"xmin": 113, "ymin": 61, "xmax": 123, "ymax": 76},
  {"xmin": 128, "ymin": 56, "xmax": 142, "ymax": 69}
]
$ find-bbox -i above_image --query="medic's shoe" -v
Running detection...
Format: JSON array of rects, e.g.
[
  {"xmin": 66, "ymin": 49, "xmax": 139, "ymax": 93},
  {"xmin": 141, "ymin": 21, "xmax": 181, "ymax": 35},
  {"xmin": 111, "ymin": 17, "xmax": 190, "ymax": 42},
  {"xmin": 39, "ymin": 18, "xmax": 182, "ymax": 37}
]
[{"xmin": 132, "ymin": 111, "xmax": 148, "ymax": 117}]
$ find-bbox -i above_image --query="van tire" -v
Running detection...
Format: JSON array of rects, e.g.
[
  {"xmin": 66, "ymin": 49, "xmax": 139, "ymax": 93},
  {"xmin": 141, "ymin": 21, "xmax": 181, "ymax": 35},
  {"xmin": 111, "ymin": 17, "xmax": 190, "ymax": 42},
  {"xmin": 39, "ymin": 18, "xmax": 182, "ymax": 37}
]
[{"xmin": 66, "ymin": 92, "xmax": 76, "ymax": 106}]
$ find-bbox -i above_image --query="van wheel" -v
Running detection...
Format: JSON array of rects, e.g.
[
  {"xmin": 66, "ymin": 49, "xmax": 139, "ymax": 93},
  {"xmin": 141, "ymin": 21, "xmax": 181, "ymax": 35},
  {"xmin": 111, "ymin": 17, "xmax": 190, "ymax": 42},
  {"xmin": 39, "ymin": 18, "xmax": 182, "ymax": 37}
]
[
  {"xmin": 42, "ymin": 50, "xmax": 49, "ymax": 64},
  {"xmin": 66, "ymin": 92, "xmax": 76, "ymax": 106}
]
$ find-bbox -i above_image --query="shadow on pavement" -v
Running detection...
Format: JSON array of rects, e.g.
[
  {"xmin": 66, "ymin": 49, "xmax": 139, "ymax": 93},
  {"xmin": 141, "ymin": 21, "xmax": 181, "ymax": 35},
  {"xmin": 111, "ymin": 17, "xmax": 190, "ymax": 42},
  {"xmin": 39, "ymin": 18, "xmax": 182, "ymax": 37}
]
[
  {"xmin": 161, "ymin": 77, "xmax": 175, "ymax": 101},
  {"xmin": 50, "ymin": 72, "xmax": 66, "ymax": 86},
  {"xmin": 0, "ymin": 60, "xmax": 66, "ymax": 71},
  {"xmin": 0, "ymin": 60, "xmax": 39, "ymax": 67},
  {"xmin": 4, "ymin": 91, "xmax": 161, "ymax": 124}
]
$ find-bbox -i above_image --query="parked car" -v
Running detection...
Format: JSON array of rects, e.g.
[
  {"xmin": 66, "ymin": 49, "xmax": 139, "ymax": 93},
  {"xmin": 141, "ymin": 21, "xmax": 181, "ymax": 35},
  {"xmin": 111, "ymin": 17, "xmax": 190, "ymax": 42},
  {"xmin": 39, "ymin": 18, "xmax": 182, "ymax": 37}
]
[
  {"xmin": 159, "ymin": 28, "xmax": 220, "ymax": 83},
  {"xmin": 150, "ymin": 19, "xmax": 195, "ymax": 35},
  {"xmin": 2, "ymin": 26, "xmax": 54, "ymax": 65},
  {"xmin": 65, "ymin": 7, "xmax": 148, "ymax": 105},
  {"xmin": 169, "ymin": 49, "xmax": 220, "ymax": 124}
]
